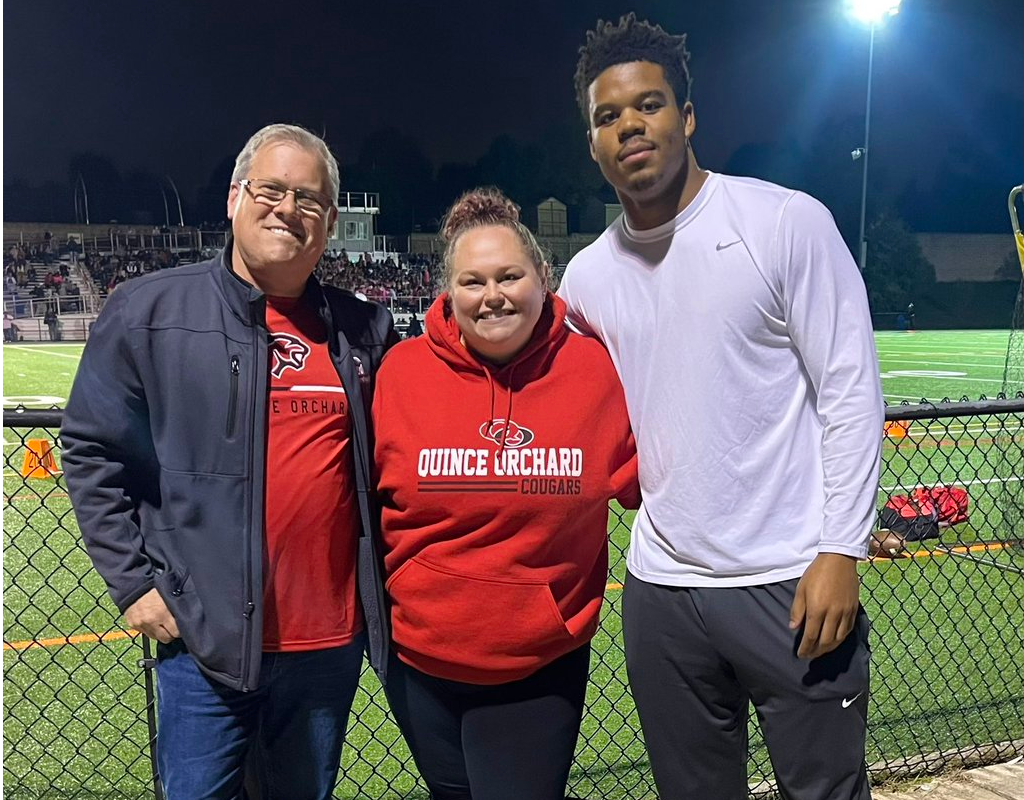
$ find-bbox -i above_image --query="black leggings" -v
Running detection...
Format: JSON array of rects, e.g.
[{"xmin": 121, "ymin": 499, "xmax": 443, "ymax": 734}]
[{"xmin": 384, "ymin": 644, "xmax": 591, "ymax": 800}]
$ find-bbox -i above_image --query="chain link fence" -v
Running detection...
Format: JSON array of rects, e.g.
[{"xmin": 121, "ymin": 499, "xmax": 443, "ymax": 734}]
[{"xmin": 4, "ymin": 401, "xmax": 1023, "ymax": 799}]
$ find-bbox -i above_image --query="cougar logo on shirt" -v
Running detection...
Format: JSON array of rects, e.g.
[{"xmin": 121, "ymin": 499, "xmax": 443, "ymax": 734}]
[
  {"xmin": 269, "ymin": 333, "xmax": 311, "ymax": 377},
  {"xmin": 479, "ymin": 419, "xmax": 534, "ymax": 448}
]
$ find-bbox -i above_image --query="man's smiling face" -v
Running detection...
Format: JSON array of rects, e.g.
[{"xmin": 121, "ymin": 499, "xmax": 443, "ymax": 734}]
[{"xmin": 227, "ymin": 141, "xmax": 336, "ymax": 295}]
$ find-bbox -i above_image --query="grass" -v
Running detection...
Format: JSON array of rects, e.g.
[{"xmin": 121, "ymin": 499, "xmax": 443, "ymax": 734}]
[{"xmin": 3, "ymin": 332, "xmax": 1024, "ymax": 799}]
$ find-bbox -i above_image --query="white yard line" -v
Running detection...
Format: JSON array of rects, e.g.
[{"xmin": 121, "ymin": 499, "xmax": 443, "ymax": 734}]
[
  {"xmin": 882, "ymin": 374, "xmax": 1003, "ymax": 384},
  {"xmin": 879, "ymin": 475, "xmax": 1020, "ymax": 493},
  {"xmin": 878, "ymin": 358, "xmax": 1005, "ymax": 369},
  {"xmin": 876, "ymin": 348, "xmax": 1008, "ymax": 357},
  {"xmin": 4, "ymin": 346, "xmax": 81, "ymax": 360},
  {"xmin": 896, "ymin": 426, "xmax": 1024, "ymax": 438}
]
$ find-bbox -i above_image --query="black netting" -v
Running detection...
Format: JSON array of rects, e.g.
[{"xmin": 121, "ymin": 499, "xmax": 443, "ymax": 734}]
[{"xmin": 4, "ymin": 402, "xmax": 1023, "ymax": 798}]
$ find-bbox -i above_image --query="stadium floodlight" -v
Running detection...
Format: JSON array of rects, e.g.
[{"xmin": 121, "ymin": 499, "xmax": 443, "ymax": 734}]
[
  {"xmin": 847, "ymin": 0, "xmax": 901, "ymax": 26},
  {"xmin": 848, "ymin": 0, "xmax": 900, "ymax": 272}
]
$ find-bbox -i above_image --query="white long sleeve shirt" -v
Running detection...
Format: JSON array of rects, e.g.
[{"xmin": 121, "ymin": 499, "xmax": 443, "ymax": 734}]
[{"xmin": 558, "ymin": 172, "xmax": 883, "ymax": 587}]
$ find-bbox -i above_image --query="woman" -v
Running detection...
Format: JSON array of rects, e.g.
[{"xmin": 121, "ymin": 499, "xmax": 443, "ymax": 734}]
[{"xmin": 372, "ymin": 187, "xmax": 638, "ymax": 800}]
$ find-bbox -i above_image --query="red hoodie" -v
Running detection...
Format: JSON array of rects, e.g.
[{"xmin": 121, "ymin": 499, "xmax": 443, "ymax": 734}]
[{"xmin": 373, "ymin": 292, "xmax": 638, "ymax": 684}]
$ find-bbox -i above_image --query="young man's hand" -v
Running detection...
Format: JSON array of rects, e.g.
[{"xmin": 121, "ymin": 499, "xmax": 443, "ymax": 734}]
[
  {"xmin": 789, "ymin": 553, "xmax": 860, "ymax": 659},
  {"xmin": 125, "ymin": 588, "xmax": 180, "ymax": 644}
]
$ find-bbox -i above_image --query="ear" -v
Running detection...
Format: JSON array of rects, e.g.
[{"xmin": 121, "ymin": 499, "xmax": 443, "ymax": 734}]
[
  {"xmin": 227, "ymin": 183, "xmax": 240, "ymax": 221},
  {"xmin": 681, "ymin": 100, "xmax": 697, "ymax": 138},
  {"xmin": 587, "ymin": 129, "xmax": 598, "ymax": 163},
  {"xmin": 326, "ymin": 206, "xmax": 339, "ymax": 236}
]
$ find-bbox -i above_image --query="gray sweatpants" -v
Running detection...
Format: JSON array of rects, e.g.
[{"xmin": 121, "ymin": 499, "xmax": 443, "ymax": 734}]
[{"xmin": 623, "ymin": 572, "xmax": 871, "ymax": 800}]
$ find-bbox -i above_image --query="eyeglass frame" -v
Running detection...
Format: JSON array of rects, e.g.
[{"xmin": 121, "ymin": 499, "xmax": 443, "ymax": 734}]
[{"xmin": 237, "ymin": 178, "xmax": 336, "ymax": 216}]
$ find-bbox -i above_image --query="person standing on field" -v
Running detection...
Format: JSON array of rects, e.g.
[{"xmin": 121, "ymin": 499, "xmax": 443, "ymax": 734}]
[
  {"xmin": 373, "ymin": 187, "xmax": 639, "ymax": 800},
  {"xmin": 61, "ymin": 123, "xmax": 397, "ymax": 799},
  {"xmin": 559, "ymin": 15, "xmax": 884, "ymax": 800}
]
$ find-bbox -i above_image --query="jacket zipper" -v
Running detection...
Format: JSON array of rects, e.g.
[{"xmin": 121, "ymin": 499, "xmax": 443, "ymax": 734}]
[
  {"xmin": 226, "ymin": 355, "xmax": 240, "ymax": 437},
  {"xmin": 240, "ymin": 329, "xmax": 256, "ymax": 690},
  {"xmin": 240, "ymin": 301, "xmax": 268, "ymax": 691}
]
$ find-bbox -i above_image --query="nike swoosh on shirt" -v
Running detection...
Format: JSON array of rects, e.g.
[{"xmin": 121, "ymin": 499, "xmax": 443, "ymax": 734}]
[
  {"xmin": 842, "ymin": 692, "xmax": 864, "ymax": 708},
  {"xmin": 716, "ymin": 239, "xmax": 743, "ymax": 251}
]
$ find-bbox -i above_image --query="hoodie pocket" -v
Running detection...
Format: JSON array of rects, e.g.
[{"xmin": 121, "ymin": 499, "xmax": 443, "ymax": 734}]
[{"xmin": 386, "ymin": 557, "xmax": 572, "ymax": 673}]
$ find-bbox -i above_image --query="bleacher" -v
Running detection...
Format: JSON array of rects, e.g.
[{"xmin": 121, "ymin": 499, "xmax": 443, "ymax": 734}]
[{"xmin": 3, "ymin": 226, "xmax": 438, "ymax": 341}]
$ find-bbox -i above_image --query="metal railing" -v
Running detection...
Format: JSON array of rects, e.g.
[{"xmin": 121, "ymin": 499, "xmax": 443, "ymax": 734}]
[{"xmin": 3, "ymin": 400, "xmax": 1022, "ymax": 798}]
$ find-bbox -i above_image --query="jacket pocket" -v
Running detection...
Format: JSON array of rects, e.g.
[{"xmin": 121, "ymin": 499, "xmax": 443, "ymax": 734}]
[
  {"xmin": 153, "ymin": 569, "xmax": 211, "ymax": 664},
  {"xmin": 386, "ymin": 557, "xmax": 572, "ymax": 675}
]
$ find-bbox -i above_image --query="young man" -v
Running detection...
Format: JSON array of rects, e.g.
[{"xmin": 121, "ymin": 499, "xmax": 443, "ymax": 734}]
[
  {"xmin": 559, "ymin": 15, "xmax": 883, "ymax": 800},
  {"xmin": 61, "ymin": 124, "xmax": 397, "ymax": 799}
]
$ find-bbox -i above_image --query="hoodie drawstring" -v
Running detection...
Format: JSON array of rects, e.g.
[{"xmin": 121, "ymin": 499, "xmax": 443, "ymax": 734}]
[
  {"xmin": 482, "ymin": 366, "xmax": 498, "ymax": 448},
  {"xmin": 499, "ymin": 364, "xmax": 517, "ymax": 456}
]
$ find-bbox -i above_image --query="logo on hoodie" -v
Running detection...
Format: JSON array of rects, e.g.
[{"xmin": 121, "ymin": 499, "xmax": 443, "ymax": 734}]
[
  {"xmin": 479, "ymin": 419, "xmax": 534, "ymax": 448},
  {"xmin": 269, "ymin": 333, "xmax": 311, "ymax": 377}
]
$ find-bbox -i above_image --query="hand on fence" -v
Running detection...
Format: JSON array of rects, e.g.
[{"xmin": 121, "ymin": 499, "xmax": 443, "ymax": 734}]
[
  {"xmin": 125, "ymin": 588, "xmax": 180, "ymax": 644},
  {"xmin": 789, "ymin": 553, "xmax": 860, "ymax": 659}
]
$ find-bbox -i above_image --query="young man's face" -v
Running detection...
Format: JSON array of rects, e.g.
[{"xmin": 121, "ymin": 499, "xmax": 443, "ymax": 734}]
[{"xmin": 587, "ymin": 61, "xmax": 694, "ymax": 207}]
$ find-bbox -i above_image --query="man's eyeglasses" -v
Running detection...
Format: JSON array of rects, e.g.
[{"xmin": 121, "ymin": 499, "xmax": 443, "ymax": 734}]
[{"xmin": 238, "ymin": 179, "xmax": 335, "ymax": 216}]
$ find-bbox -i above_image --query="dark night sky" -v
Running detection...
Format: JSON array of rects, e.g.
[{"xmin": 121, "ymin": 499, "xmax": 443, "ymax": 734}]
[{"xmin": 3, "ymin": 0, "xmax": 1023, "ymax": 226}]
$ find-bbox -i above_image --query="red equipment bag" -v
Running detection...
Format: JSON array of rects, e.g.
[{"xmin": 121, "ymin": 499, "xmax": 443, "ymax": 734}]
[
  {"xmin": 880, "ymin": 485, "xmax": 969, "ymax": 542},
  {"xmin": 917, "ymin": 486, "xmax": 969, "ymax": 525},
  {"xmin": 880, "ymin": 492, "xmax": 939, "ymax": 541}
]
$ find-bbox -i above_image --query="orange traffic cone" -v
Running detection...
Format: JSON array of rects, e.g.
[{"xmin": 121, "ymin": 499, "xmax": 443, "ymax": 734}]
[
  {"xmin": 884, "ymin": 420, "xmax": 910, "ymax": 440},
  {"xmin": 21, "ymin": 439, "xmax": 62, "ymax": 479}
]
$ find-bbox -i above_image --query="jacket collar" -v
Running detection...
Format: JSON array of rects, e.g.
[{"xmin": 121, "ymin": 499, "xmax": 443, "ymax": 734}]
[{"xmin": 212, "ymin": 237, "xmax": 329, "ymax": 326}]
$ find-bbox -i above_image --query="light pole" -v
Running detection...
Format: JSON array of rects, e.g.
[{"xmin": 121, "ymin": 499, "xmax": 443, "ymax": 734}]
[
  {"xmin": 165, "ymin": 175, "xmax": 185, "ymax": 227},
  {"xmin": 75, "ymin": 173, "xmax": 90, "ymax": 225},
  {"xmin": 848, "ymin": 0, "xmax": 901, "ymax": 272}
]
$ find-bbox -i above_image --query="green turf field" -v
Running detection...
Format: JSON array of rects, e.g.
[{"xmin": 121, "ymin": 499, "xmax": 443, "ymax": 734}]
[
  {"xmin": 2, "ymin": 329, "xmax": 1018, "ymax": 409},
  {"xmin": 4, "ymin": 332, "xmax": 1023, "ymax": 799}
]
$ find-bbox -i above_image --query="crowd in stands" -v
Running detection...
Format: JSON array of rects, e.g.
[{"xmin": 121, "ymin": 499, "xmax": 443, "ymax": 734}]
[
  {"xmin": 73, "ymin": 244, "xmax": 445, "ymax": 311},
  {"xmin": 3, "ymin": 239, "xmax": 446, "ymax": 320},
  {"xmin": 4, "ymin": 243, "xmax": 84, "ymax": 315},
  {"xmin": 85, "ymin": 248, "xmax": 196, "ymax": 295},
  {"xmin": 315, "ymin": 250, "xmax": 442, "ymax": 310}
]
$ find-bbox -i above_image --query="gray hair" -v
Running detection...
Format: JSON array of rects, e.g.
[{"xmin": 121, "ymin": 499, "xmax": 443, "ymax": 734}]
[{"xmin": 231, "ymin": 124, "xmax": 340, "ymax": 202}]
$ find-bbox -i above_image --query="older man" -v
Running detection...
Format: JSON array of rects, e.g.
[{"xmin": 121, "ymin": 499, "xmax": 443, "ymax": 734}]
[{"xmin": 61, "ymin": 124, "xmax": 397, "ymax": 799}]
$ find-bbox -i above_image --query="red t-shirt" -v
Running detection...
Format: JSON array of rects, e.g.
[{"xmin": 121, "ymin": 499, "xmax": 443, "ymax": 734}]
[{"xmin": 262, "ymin": 295, "xmax": 361, "ymax": 651}]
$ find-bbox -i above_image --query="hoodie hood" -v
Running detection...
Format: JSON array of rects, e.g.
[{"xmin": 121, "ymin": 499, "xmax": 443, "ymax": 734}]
[{"xmin": 424, "ymin": 291, "xmax": 569, "ymax": 452}]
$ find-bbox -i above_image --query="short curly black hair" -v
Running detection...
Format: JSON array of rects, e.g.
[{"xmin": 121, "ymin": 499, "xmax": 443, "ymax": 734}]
[{"xmin": 574, "ymin": 13, "xmax": 692, "ymax": 124}]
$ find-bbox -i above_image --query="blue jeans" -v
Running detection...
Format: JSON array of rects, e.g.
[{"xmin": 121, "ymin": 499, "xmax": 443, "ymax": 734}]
[{"xmin": 155, "ymin": 635, "xmax": 365, "ymax": 800}]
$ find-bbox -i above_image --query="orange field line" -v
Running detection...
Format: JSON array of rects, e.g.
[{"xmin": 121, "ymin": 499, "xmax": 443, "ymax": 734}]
[
  {"xmin": 872, "ymin": 540, "xmax": 1011, "ymax": 561},
  {"xmin": 3, "ymin": 629, "xmax": 138, "ymax": 652}
]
